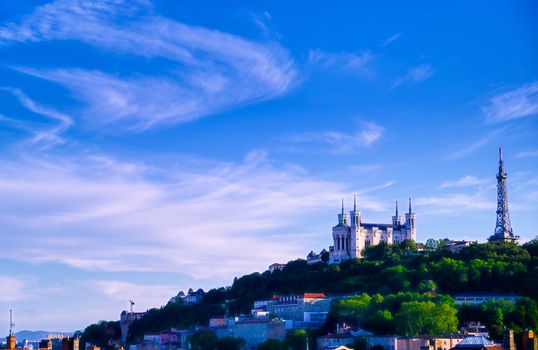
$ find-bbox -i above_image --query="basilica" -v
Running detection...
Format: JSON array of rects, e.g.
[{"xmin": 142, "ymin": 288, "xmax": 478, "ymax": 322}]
[{"xmin": 329, "ymin": 197, "xmax": 416, "ymax": 263}]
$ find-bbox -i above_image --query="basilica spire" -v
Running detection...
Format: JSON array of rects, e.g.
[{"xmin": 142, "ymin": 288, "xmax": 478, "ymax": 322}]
[
  {"xmin": 354, "ymin": 194, "xmax": 357, "ymax": 212},
  {"xmin": 395, "ymin": 200, "xmax": 399, "ymax": 217},
  {"xmin": 408, "ymin": 197, "xmax": 412, "ymax": 214}
]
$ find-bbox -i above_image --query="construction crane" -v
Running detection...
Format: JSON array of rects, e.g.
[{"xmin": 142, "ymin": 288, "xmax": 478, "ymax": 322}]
[{"xmin": 129, "ymin": 300, "xmax": 135, "ymax": 313}]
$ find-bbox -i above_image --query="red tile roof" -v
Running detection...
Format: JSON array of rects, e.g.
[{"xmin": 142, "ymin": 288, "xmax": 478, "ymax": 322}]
[{"xmin": 303, "ymin": 293, "xmax": 326, "ymax": 298}]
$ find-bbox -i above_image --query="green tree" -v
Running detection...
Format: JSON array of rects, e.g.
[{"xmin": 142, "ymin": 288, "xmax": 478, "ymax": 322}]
[
  {"xmin": 217, "ymin": 337, "xmax": 245, "ymax": 350},
  {"xmin": 348, "ymin": 337, "xmax": 367, "ymax": 350},
  {"xmin": 286, "ymin": 330, "xmax": 309, "ymax": 350},
  {"xmin": 333, "ymin": 294, "xmax": 371, "ymax": 322},
  {"xmin": 79, "ymin": 320, "xmax": 121, "ymax": 350},
  {"xmin": 189, "ymin": 332, "xmax": 219, "ymax": 350},
  {"xmin": 257, "ymin": 339, "xmax": 286, "ymax": 350},
  {"xmin": 394, "ymin": 301, "xmax": 458, "ymax": 336},
  {"xmin": 431, "ymin": 258, "xmax": 468, "ymax": 292},
  {"xmin": 364, "ymin": 309, "xmax": 395, "ymax": 334},
  {"xmin": 417, "ymin": 280, "xmax": 437, "ymax": 293}
]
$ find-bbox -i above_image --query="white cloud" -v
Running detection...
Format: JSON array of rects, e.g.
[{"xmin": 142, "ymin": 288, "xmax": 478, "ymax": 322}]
[
  {"xmin": 0, "ymin": 151, "xmax": 386, "ymax": 279},
  {"xmin": 284, "ymin": 122, "xmax": 384, "ymax": 154},
  {"xmin": 0, "ymin": 276, "xmax": 35, "ymax": 302},
  {"xmin": 416, "ymin": 193, "xmax": 495, "ymax": 215},
  {"xmin": 445, "ymin": 128, "xmax": 506, "ymax": 160},
  {"xmin": 440, "ymin": 175, "xmax": 491, "ymax": 188},
  {"xmin": 483, "ymin": 82, "xmax": 538, "ymax": 123},
  {"xmin": 516, "ymin": 149, "xmax": 538, "ymax": 158},
  {"xmin": 392, "ymin": 64, "xmax": 434, "ymax": 88},
  {"xmin": 1, "ymin": 0, "xmax": 297, "ymax": 130},
  {"xmin": 381, "ymin": 33, "xmax": 401, "ymax": 47},
  {"xmin": 87, "ymin": 280, "xmax": 179, "ymax": 310},
  {"xmin": 308, "ymin": 49, "xmax": 373, "ymax": 75},
  {"xmin": 0, "ymin": 87, "xmax": 73, "ymax": 147}
]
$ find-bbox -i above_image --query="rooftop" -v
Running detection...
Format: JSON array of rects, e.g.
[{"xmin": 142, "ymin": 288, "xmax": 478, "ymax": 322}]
[{"xmin": 456, "ymin": 337, "xmax": 494, "ymax": 347}]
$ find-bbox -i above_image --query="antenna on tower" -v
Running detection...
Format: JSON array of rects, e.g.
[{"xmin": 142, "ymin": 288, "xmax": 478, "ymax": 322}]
[
  {"xmin": 9, "ymin": 309, "xmax": 14, "ymax": 336},
  {"xmin": 129, "ymin": 300, "xmax": 135, "ymax": 313}
]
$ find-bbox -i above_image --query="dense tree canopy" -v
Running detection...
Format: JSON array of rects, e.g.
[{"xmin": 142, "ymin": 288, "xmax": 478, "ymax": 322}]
[
  {"xmin": 80, "ymin": 240, "xmax": 538, "ymax": 345},
  {"xmin": 79, "ymin": 320, "xmax": 121, "ymax": 350}
]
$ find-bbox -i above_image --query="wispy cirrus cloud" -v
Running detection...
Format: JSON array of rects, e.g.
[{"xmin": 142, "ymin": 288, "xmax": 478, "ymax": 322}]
[
  {"xmin": 308, "ymin": 49, "xmax": 373, "ymax": 75},
  {"xmin": 283, "ymin": 122, "xmax": 384, "ymax": 154},
  {"xmin": 446, "ymin": 128, "xmax": 507, "ymax": 160},
  {"xmin": 0, "ymin": 150, "xmax": 387, "ymax": 280},
  {"xmin": 440, "ymin": 175, "xmax": 491, "ymax": 188},
  {"xmin": 416, "ymin": 193, "xmax": 495, "ymax": 215},
  {"xmin": 0, "ymin": 0, "xmax": 297, "ymax": 131},
  {"xmin": 0, "ymin": 87, "xmax": 73, "ymax": 147},
  {"xmin": 516, "ymin": 149, "xmax": 538, "ymax": 158},
  {"xmin": 87, "ymin": 280, "xmax": 179, "ymax": 310},
  {"xmin": 0, "ymin": 276, "xmax": 36, "ymax": 302},
  {"xmin": 482, "ymin": 82, "xmax": 538, "ymax": 123},
  {"xmin": 381, "ymin": 32, "xmax": 401, "ymax": 47},
  {"xmin": 392, "ymin": 64, "xmax": 435, "ymax": 88}
]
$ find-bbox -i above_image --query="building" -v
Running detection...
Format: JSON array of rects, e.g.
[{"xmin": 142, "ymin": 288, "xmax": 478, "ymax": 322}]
[
  {"xmin": 268, "ymin": 263, "xmax": 286, "ymax": 272},
  {"xmin": 522, "ymin": 330, "xmax": 538, "ymax": 350},
  {"xmin": 440, "ymin": 239, "xmax": 476, "ymax": 253},
  {"xmin": 461, "ymin": 322, "xmax": 489, "ymax": 337},
  {"xmin": 317, "ymin": 334, "xmax": 354, "ymax": 350},
  {"xmin": 2, "ymin": 311, "xmax": 23, "ymax": 350},
  {"xmin": 366, "ymin": 336, "xmax": 398, "ymax": 350},
  {"xmin": 322, "ymin": 346, "xmax": 354, "ymax": 350},
  {"xmin": 38, "ymin": 340, "xmax": 52, "ymax": 350},
  {"xmin": 306, "ymin": 250, "xmax": 329, "ymax": 265},
  {"xmin": 120, "ymin": 310, "xmax": 146, "ymax": 344},
  {"xmin": 454, "ymin": 293, "xmax": 521, "ymax": 305},
  {"xmin": 362, "ymin": 335, "xmax": 465, "ymax": 350},
  {"xmin": 61, "ymin": 338, "xmax": 79, "ymax": 350},
  {"xmin": 449, "ymin": 337, "xmax": 501, "ymax": 350},
  {"xmin": 263, "ymin": 293, "xmax": 331, "ymax": 329},
  {"xmin": 231, "ymin": 318, "xmax": 285, "ymax": 350},
  {"xmin": 503, "ymin": 330, "xmax": 515, "ymax": 350},
  {"xmin": 160, "ymin": 329, "xmax": 190, "ymax": 350},
  {"xmin": 183, "ymin": 288, "xmax": 205, "ymax": 304},
  {"xmin": 489, "ymin": 148, "xmax": 519, "ymax": 243},
  {"xmin": 400, "ymin": 336, "xmax": 464, "ymax": 350},
  {"xmin": 329, "ymin": 197, "xmax": 416, "ymax": 263}
]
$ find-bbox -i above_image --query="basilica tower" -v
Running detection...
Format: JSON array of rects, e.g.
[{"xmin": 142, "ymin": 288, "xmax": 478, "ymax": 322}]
[{"xmin": 404, "ymin": 198, "xmax": 416, "ymax": 241}]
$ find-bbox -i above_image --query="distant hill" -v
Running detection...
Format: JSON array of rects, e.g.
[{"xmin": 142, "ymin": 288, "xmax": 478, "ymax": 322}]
[{"xmin": 8, "ymin": 330, "xmax": 73, "ymax": 342}]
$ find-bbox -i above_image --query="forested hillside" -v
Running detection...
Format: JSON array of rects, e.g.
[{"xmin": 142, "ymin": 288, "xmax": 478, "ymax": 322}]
[{"xmin": 80, "ymin": 240, "xmax": 538, "ymax": 348}]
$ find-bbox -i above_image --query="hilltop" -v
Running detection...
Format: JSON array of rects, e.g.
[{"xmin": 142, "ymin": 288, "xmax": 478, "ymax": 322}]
[{"xmin": 79, "ymin": 239, "xmax": 538, "ymax": 349}]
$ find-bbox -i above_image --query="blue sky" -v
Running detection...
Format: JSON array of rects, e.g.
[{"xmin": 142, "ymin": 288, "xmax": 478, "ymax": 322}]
[{"xmin": 0, "ymin": 0, "xmax": 537, "ymax": 332}]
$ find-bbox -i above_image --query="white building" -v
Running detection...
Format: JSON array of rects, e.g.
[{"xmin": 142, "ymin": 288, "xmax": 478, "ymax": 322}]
[
  {"xmin": 330, "ymin": 197, "xmax": 416, "ymax": 263},
  {"xmin": 454, "ymin": 293, "xmax": 521, "ymax": 305}
]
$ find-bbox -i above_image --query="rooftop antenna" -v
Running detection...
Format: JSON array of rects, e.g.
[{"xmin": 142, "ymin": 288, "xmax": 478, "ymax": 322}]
[
  {"xmin": 129, "ymin": 300, "xmax": 135, "ymax": 313},
  {"xmin": 9, "ymin": 309, "xmax": 14, "ymax": 336}
]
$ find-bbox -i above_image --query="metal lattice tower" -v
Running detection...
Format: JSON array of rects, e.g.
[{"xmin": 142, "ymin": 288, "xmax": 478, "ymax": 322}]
[{"xmin": 490, "ymin": 147, "xmax": 518, "ymax": 242}]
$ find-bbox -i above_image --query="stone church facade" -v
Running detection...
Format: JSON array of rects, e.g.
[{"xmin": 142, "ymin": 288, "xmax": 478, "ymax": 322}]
[{"xmin": 329, "ymin": 197, "xmax": 416, "ymax": 263}]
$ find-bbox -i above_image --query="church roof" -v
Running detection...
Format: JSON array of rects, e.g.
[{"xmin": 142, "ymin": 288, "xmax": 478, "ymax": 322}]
[{"xmin": 361, "ymin": 222, "xmax": 407, "ymax": 230}]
